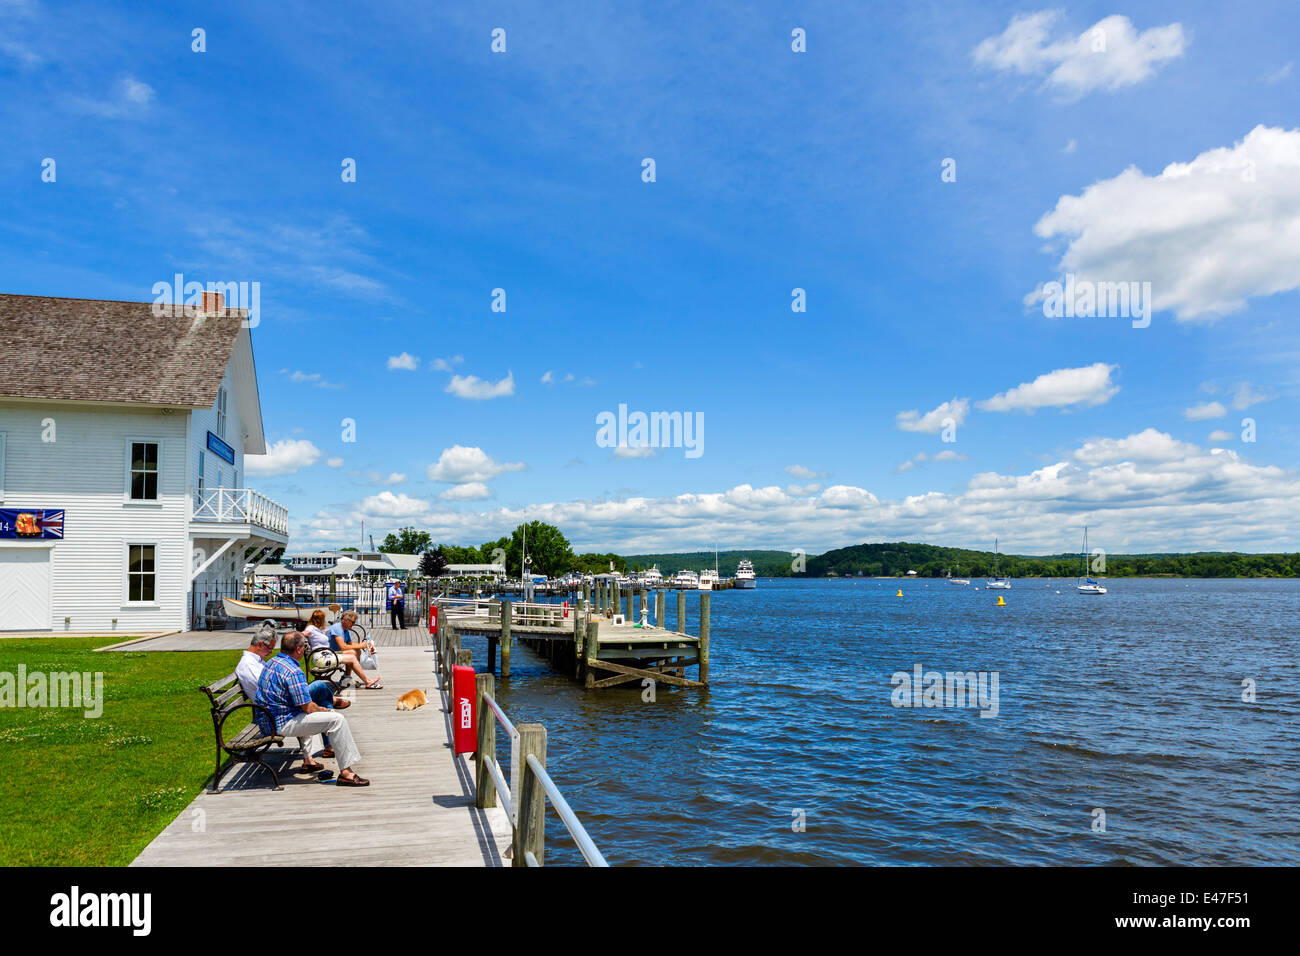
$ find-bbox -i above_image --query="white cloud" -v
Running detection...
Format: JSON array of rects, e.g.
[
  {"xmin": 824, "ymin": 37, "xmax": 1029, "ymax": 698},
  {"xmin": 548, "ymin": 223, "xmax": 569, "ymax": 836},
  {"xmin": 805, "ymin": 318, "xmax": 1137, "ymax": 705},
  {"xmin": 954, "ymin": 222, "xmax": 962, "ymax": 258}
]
[
  {"xmin": 785, "ymin": 464, "xmax": 819, "ymax": 479},
  {"xmin": 440, "ymin": 482, "xmax": 492, "ymax": 501},
  {"xmin": 1184, "ymin": 401, "xmax": 1226, "ymax": 421},
  {"xmin": 383, "ymin": 472, "xmax": 406, "ymax": 485},
  {"xmin": 541, "ymin": 370, "xmax": 554, "ymax": 384},
  {"xmin": 1264, "ymin": 62, "xmax": 1292, "ymax": 85},
  {"xmin": 288, "ymin": 370, "xmax": 343, "ymax": 389},
  {"xmin": 1208, "ymin": 430, "xmax": 1234, "ymax": 442},
  {"xmin": 386, "ymin": 352, "xmax": 419, "ymax": 371},
  {"xmin": 897, "ymin": 450, "xmax": 970, "ymax": 472},
  {"xmin": 612, "ymin": 445, "xmax": 656, "ymax": 460},
  {"xmin": 72, "ymin": 75, "xmax": 156, "ymax": 118},
  {"xmin": 356, "ymin": 491, "xmax": 429, "ymax": 519},
  {"xmin": 326, "ymin": 457, "xmax": 344, "ymax": 468},
  {"xmin": 427, "ymin": 445, "xmax": 525, "ymax": 483},
  {"xmin": 1230, "ymin": 382, "xmax": 1270, "ymax": 410},
  {"xmin": 785, "ymin": 483, "xmax": 823, "ymax": 496},
  {"xmin": 1032, "ymin": 126, "xmax": 1300, "ymax": 320},
  {"xmin": 1073, "ymin": 428, "xmax": 1198, "ymax": 466},
  {"xmin": 1062, "ymin": 139, "xmax": 1077, "ymax": 154},
  {"xmin": 245, "ymin": 439, "xmax": 321, "ymax": 476},
  {"xmin": 979, "ymin": 363, "xmax": 1119, "ymax": 413},
  {"xmin": 974, "ymin": 12, "xmax": 1186, "ymax": 99},
  {"xmin": 446, "ymin": 371, "xmax": 515, "ymax": 400},
  {"xmin": 291, "ymin": 427, "xmax": 1300, "ymax": 554},
  {"xmin": 430, "ymin": 355, "xmax": 464, "ymax": 372},
  {"xmin": 896, "ymin": 398, "xmax": 969, "ymax": 433}
]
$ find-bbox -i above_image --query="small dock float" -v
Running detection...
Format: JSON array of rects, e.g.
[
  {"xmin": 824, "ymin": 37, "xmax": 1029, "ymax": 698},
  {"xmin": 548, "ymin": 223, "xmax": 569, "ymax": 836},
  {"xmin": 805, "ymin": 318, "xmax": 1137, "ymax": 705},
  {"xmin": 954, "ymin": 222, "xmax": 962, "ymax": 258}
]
[{"xmin": 433, "ymin": 584, "xmax": 711, "ymax": 690}]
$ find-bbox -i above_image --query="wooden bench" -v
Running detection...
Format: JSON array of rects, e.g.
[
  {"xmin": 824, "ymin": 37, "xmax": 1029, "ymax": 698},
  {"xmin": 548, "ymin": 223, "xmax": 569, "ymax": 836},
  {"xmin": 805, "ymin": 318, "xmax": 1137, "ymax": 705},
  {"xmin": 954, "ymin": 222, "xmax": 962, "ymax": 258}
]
[{"xmin": 200, "ymin": 672, "xmax": 286, "ymax": 793}]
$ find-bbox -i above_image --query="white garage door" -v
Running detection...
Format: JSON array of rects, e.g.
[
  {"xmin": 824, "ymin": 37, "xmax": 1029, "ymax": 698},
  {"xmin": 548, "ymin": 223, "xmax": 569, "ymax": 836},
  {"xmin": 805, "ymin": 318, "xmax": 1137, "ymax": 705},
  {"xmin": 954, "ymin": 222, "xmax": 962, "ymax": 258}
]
[{"xmin": 0, "ymin": 548, "xmax": 52, "ymax": 631}]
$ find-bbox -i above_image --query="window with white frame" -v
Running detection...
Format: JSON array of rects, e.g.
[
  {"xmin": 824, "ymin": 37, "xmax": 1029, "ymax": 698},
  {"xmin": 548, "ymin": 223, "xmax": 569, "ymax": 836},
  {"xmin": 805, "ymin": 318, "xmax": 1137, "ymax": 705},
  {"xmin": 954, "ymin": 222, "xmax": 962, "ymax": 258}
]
[
  {"xmin": 126, "ymin": 544, "xmax": 157, "ymax": 602},
  {"xmin": 197, "ymin": 450, "xmax": 205, "ymax": 495},
  {"xmin": 216, "ymin": 387, "xmax": 228, "ymax": 438},
  {"xmin": 0, "ymin": 431, "xmax": 6, "ymax": 502},
  {"xmin": 128, "ymin": 440, "xmax": 160, "ymax": 500}
]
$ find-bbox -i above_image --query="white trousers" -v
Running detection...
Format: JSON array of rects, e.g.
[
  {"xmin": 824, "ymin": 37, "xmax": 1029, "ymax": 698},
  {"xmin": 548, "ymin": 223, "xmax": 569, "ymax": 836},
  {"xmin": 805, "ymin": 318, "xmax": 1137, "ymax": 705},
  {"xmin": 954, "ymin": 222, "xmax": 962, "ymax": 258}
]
[{"xmin": 279, "ymin": 710, "xmax": 361, "ymax": 771}]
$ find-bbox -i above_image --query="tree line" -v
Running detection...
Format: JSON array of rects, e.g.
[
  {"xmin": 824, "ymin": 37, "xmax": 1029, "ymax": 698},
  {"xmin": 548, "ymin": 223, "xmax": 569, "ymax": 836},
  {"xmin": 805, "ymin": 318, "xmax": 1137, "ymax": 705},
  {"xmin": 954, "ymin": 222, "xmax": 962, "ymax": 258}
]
[
  {"xmin": 379, "ymin": 522, "xmax": 628, "ymax": 578},
  {"xmin": 361, "ymin": 530, "xmax": 1299, "ymax": 579}
]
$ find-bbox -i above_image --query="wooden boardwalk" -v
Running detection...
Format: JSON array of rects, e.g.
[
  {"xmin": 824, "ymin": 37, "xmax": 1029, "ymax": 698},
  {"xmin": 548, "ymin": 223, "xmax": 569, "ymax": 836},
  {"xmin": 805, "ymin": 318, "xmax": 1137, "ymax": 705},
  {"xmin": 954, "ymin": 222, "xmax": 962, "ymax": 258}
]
[{"xmin": 132, "ymin": 642, "xmax": 512, "ymax": 867}]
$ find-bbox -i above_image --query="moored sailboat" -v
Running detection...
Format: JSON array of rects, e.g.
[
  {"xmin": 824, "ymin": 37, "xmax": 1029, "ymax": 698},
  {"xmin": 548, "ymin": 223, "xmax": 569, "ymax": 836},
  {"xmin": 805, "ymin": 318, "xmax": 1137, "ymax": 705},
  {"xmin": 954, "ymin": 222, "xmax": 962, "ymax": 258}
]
[
  {"xmin": 1077, "ymin": 526, "xmax": 1107, "ymax": 594},
  {"xmin": 986, "ymin": 538, "xmax": 1011, "ymax": 590}
]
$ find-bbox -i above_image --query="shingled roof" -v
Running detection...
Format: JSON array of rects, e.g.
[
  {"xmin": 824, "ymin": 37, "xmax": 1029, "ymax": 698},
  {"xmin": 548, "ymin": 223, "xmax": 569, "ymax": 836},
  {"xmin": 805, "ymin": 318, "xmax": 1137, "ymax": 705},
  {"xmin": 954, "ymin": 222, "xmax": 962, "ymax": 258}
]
[{"xmin": 0, "ymin": 294, "xmax": 246, "ymax": 408}]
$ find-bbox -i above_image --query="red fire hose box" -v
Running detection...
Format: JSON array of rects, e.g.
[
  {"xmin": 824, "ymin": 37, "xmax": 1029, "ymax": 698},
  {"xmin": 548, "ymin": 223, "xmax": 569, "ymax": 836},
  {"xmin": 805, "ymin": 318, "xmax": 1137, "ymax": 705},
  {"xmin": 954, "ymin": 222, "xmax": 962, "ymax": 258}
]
[{"xmin": 452, "ymin": 664, "xmax": 477, "ymax": 754}]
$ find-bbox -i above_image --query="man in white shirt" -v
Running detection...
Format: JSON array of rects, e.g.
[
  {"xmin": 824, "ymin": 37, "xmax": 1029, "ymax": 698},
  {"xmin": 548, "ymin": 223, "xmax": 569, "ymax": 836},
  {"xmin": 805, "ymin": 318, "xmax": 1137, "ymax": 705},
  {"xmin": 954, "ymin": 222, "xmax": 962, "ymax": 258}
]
[{"xmin": 236, "ymin": 629, "xmax": 349, "ymax": 773}]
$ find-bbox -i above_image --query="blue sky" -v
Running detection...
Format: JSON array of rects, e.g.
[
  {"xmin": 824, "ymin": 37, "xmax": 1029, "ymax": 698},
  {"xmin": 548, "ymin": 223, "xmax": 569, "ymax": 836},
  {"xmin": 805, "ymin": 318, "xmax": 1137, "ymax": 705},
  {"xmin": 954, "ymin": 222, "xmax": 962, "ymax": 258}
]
[{"xmin": 3, "ymin": 0, "xmax": 1298, "ymax": 554}]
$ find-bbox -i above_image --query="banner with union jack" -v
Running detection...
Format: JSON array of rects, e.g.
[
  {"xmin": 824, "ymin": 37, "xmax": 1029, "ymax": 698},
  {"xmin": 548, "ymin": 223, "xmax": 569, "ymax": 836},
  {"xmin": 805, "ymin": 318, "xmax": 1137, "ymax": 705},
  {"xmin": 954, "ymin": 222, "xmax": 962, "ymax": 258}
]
[{"xmin": 0, "ymin": 509, "xmax": 65, "ymax": 539}]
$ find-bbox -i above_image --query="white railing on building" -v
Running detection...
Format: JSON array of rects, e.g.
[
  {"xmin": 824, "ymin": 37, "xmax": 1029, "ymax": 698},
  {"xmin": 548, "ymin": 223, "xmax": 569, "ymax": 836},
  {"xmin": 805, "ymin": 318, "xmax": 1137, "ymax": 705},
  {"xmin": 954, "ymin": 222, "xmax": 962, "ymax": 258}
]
[{"xmin": 191, "ymin": 487, "xmax": 289, "ymax": 536}]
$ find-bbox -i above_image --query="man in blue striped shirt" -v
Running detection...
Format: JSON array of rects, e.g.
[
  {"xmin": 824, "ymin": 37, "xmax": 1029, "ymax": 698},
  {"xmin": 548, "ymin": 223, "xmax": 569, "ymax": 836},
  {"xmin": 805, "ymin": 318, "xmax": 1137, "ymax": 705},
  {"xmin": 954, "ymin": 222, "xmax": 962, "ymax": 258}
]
[{"xmin": 258, "ymin": 632, "xmax": 370, "ymax": 787}]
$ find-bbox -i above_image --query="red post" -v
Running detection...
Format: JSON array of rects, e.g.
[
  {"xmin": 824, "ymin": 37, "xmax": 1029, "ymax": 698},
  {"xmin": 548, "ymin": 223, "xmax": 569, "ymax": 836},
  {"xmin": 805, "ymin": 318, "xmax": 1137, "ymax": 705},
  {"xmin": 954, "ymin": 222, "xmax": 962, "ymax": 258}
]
[{"xmin": 452, "ymin": 665, "xmax": 477, "ymax": 754}]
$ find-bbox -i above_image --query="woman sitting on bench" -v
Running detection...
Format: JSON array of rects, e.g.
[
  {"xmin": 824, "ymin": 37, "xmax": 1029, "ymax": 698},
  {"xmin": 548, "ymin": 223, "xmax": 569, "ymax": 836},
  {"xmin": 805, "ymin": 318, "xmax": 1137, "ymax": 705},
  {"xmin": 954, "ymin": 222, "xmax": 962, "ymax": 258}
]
[{"xmin": 304, "ymin": 609, "xmax": 382, "ymax": 690}]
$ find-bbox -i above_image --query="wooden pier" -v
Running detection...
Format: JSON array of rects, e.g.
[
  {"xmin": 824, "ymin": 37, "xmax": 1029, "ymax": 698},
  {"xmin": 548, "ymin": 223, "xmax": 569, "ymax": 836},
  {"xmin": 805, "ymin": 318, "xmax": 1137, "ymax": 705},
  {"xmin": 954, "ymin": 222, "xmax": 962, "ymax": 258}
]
[
  {"xmin": 131, "ymin": 641, "xmax": 513, "ymax": 867},
  {"xmin": 435, "ymin": 586, "xmax": 711, "ymax": 690}
]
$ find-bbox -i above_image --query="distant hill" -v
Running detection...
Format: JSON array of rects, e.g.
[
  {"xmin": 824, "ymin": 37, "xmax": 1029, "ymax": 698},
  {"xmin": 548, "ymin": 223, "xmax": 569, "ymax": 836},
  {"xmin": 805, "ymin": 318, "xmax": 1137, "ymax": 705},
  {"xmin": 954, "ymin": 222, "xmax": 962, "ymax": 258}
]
[
  {"xmin": 805, "ymin": 542, "xmax": 1300, "ymax": 578},
  {"xmin": 622, "ymin": 550, "xmax": 806, "ymax": 577}
]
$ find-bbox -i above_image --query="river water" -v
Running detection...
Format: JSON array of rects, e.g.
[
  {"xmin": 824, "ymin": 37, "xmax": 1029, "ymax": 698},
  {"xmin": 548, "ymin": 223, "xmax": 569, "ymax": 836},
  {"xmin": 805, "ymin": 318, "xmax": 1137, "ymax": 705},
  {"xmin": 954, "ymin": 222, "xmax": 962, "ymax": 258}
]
[{"xmin": 481, "ymin": 578, "xmax": 1299, "ymax": 866}]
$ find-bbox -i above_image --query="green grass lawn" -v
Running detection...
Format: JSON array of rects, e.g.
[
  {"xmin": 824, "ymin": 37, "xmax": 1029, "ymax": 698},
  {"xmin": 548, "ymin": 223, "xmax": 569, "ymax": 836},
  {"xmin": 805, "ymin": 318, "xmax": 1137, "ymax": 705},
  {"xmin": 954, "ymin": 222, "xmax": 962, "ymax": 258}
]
[{"xmin": 0, "ymin": 637, "xmax": 245, "ymax": 865}]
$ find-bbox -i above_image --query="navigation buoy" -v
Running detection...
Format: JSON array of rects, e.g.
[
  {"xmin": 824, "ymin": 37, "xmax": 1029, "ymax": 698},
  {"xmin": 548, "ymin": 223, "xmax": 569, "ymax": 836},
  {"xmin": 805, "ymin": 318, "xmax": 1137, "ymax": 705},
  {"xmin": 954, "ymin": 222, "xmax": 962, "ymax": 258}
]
[
  {"xmin": 996, "ymin": 595, "xmax": 1006, "ymax": 607},
  {"xmin": 896, "ymin": 589, "xmax": 903, "ymax": 597}
]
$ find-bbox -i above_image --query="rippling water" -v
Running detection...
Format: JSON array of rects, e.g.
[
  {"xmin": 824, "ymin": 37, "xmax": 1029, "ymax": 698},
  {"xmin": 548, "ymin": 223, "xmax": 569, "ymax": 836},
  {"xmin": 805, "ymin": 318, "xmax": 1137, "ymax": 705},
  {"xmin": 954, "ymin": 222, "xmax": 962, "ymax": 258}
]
[{"xmin": 479, "ymin": 578, "xmax": 1299, "ymax": 866}]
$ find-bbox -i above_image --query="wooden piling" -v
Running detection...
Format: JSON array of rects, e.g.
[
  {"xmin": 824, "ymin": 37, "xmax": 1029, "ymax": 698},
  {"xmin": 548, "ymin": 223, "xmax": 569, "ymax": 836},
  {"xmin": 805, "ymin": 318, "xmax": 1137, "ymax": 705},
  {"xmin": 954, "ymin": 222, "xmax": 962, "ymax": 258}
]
[
  {"xmin": 676, "ymin": 589, "xmax": 686, "ymax": 634},
  {"xmin": 656, "ymin": 590, "xmax": 665, "ymax": 629},
  {"xmin": 514, "ymin": 723, "xmax": 547, "ymax": 867},
  {"xmin": 501, "ymin": 600, "xmax": 512, "ymax": 680},
  {"xmin": 584, "ymin": 619, "xmax": 600, "ymax": 689},
  {"xmin": 699, "ymin": 591, "xmax": 710, "ymax": 685},
  {"xmin": 474, "ymin": 673, "xmax": 496, "ymax": 809}
]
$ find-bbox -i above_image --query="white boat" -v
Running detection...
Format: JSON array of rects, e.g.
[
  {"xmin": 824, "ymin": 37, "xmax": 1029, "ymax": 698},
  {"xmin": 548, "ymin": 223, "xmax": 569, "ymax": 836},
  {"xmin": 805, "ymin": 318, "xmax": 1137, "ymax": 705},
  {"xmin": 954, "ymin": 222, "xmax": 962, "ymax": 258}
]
[
  {"xmin": 946, "ymin": 568, "xmax": 970, "ymax": 586},
  {"xmin": 1076, "ymin": 526, "xmax": 1107, "ymax": 594},
  {"xmin": 223, "ymin": 596, "xmax": 342, "ymax": 622},
  {"xmin": 641, "ymin": 565, "xmax": 664, "ymax": 588},
  {"xmin": 699, "ymin": 569, "xmax": 717, "ymax": 590},
  {"xmin": 673, "ymin": 569, "xmax": 699, "ymax": 589},
  {"xmin": 986, "ymin": 538, "xmax": 1012, "ymax": 589},
  {"xmin": 735, "ymin": 559, "xmax": 757, "ymax": 589}
]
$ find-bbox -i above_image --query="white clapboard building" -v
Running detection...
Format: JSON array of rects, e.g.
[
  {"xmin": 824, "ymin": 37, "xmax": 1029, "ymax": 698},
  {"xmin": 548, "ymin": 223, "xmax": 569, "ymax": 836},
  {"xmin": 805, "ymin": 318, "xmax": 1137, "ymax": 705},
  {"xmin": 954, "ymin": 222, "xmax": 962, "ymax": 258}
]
[{"xmin": 0, "ymin": 292, "xmax": 288, "ymax": 632}]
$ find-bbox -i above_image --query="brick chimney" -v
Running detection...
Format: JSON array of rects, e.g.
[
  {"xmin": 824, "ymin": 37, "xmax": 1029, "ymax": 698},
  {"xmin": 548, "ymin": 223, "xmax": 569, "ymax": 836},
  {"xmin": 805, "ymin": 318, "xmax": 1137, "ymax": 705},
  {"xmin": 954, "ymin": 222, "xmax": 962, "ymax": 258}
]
[{"xmin": 200, "ymin": 291, "xmax": 225, "ymax": 314}]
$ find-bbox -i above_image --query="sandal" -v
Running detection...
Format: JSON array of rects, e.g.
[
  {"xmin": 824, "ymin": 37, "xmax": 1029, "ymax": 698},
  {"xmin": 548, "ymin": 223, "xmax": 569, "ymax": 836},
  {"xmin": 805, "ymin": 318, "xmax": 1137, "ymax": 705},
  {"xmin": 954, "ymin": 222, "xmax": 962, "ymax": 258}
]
[
  {"xmin": 363, "ymin": 680, "xmax": 384, "ymax": 690},
  {"xmin": 338, "ymin": 772, "xmax": 370, "ymax": 787},
  {"xmin": 332, "ymin": 699, "xmax": 351, "ymax": 709},
  {"xmin": 297, "ymin": 761, "xmax": 327, "ymax": 774},
  {"xmin": 320, "ymin": 747, "xmax": 335, "ymax": 759}
]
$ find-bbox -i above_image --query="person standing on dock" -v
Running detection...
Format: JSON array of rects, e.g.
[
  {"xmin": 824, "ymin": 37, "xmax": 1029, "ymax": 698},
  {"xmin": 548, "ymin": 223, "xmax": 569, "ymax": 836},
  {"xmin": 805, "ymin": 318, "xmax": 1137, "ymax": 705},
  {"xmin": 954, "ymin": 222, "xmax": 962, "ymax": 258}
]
[{"xmin": 388, "ymin": 579, "xmax": 405, "ymax": 630}]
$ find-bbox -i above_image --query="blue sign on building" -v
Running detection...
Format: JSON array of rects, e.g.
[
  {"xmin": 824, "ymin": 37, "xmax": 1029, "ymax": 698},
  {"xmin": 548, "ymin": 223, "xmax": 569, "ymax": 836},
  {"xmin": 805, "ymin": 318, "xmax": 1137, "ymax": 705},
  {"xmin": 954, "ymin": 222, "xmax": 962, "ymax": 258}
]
[{"xmin": 206, "ymin": 431, "xmax": 235, "ymax": 465}]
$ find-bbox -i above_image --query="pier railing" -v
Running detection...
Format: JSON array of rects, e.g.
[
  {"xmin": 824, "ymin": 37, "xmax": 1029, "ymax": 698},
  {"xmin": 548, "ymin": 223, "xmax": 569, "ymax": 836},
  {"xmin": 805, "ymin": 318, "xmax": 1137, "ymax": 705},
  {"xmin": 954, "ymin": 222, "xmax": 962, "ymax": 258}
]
[
  {"xmin": 438, "ymin": 596, "xmax": 572, "ymax": 629},
  {"xmin": 435, "ymin": 610, "xmax": 607, "ymax": 866}
]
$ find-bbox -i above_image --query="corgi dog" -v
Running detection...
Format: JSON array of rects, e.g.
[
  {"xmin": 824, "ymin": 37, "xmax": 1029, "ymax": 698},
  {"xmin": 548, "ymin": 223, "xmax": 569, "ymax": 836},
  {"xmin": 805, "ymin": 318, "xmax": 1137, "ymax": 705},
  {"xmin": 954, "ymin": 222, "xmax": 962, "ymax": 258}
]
[{"xmin": 396, "ymin": 689, "xmax": 428, "ymax": 711}]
